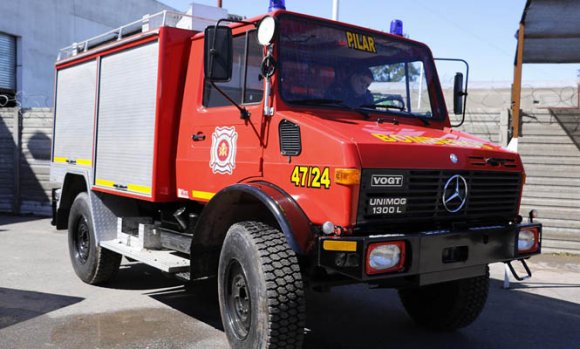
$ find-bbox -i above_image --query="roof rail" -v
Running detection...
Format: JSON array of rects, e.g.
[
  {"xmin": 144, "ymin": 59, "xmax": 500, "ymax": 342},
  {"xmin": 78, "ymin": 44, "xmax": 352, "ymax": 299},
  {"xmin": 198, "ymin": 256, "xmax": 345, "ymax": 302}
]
[{"xmin": 57, "ymin": 10, "xmax": 193, "ymax": 61}]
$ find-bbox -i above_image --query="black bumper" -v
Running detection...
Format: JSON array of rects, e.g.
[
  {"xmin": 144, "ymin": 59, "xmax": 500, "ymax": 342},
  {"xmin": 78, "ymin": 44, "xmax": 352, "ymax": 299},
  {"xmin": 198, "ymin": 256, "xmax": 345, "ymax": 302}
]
[{"xmin": 318, "ymin": 223, "xmax": 541, "ymax": 286}]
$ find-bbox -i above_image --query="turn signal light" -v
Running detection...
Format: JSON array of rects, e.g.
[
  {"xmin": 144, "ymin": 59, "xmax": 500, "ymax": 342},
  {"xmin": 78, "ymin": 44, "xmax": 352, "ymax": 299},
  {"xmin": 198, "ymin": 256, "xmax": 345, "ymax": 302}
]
[
  {"xmin": 517, "ymin": 227, "xmax": 540, "ymax": 254},
  {"xmin": 335, "ymin": 168, "xmax": 361, "ymax": 185},
  {"xmin": 366, "ymin": 241, "xmax": 406, "ymax": 275}
]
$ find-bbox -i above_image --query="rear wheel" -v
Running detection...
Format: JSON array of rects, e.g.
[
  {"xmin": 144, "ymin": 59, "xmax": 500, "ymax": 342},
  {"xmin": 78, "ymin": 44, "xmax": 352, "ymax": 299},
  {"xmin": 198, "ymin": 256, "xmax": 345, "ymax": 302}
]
[
  {"xmin": 398, "ymin": 268, "xmax": 489, "ymax": 331},
  {"xmin": 218, "ymin": 221, "xmax": 305, "ymax": 349},
  {"xmin": 68, "ymin": 192, "xmax": 121, "ymax": 285}
]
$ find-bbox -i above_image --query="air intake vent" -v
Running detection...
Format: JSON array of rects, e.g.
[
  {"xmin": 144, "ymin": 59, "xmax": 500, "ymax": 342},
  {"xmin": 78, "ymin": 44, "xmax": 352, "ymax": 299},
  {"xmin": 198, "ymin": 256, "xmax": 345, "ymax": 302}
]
[
  {"xmin": 279, "ymin": 120, "xmax": 301, "ymax": 156},
  {"xmin": 468, "ymin": 156, "xmax": 517, "ymax": 168}
]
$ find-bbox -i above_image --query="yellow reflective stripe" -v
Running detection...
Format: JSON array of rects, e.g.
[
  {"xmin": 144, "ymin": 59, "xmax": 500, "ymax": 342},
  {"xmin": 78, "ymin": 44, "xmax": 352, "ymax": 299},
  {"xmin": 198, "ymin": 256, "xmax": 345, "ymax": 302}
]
[
  {"xmin": 53, "ymin": 157, "xmax": 92, "ymax": 166},
  {"xmin": 322, "ymin": 240, "xmax": 358, "ymax": 252},
  {"xmin": 127, "ymin": 184, "xmax": 151, "ymax": 195},
  {"xmin": 96, "ymin": 179, "xmax": 151, "ymax": 196},
  {"xmin": 95, "ymin": 179, "xmax": 115, "ymax": 188},
  {"xmin": 76, "ymin": 159, "xmax": 92, "ymax": 166},
  {"xmin": 192, "ymin": 190, "xmax": 215, "ymax": 200}
]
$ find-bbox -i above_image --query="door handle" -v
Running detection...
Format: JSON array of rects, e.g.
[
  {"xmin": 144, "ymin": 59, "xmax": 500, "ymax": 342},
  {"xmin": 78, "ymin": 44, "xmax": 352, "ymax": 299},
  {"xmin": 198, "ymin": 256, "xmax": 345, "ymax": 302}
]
[{"xmin": 192, "ymin": 133, "xmax": 206, "ymax": 141}]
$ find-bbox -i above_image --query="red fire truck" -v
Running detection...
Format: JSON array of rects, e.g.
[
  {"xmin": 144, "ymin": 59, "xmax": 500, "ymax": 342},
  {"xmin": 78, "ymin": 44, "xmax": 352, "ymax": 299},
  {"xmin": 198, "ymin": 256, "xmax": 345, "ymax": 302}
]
[{"xmin": 51, "ymin": 3, "xmax": 541, "ymax": 348}]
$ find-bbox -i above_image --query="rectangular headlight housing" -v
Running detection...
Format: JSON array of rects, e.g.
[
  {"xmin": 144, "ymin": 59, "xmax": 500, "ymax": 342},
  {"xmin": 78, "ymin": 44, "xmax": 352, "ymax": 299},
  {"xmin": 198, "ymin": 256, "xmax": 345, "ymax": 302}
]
[{"xmin": 366, "ymin": 241, "xmax": 406, "ymax": 275}]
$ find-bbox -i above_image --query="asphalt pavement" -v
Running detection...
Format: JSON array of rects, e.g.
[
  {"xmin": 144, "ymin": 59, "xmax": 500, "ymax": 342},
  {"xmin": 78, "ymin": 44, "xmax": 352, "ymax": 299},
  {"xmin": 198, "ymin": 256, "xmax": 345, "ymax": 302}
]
[{"xmin": 1, "ymin": 215, "xmax": 579, "ymax": 349}]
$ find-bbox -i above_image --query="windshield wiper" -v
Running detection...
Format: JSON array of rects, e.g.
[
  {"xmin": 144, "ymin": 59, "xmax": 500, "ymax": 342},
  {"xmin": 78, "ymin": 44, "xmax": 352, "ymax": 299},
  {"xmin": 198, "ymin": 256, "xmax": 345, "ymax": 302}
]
[
  {"xmin": 287, "ymin": 98, "xmax": 370, "ymax": 119},
  {"xmin": 358, "ymin": 105, "xmax": 431, "ymax": 126}
]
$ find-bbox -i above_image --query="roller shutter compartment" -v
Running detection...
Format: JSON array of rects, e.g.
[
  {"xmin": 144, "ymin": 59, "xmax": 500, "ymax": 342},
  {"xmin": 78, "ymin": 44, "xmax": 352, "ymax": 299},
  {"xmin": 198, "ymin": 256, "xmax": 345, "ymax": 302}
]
[
  {"xmin": 53, "ymin": 60, "xmax": 97, "ymax": 166},
  {"xmin": 95, "ymin": 41, "xmax": 159, "ymax": 198}
]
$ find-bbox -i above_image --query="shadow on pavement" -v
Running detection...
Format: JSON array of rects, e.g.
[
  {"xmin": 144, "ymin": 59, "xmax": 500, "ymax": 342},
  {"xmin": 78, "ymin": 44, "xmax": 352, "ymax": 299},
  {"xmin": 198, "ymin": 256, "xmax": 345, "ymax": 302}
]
[
  {"xmin": 147, "ymin": 277, "xmax": 580, "ymax": 348},
  {"xmin": 0, "ymin": 287, "xmax": 83, "ymax": 329},
  {"xmin": 508, "ymin": 282, "xmax": 580, "ymax": 289},
  {"xmin": 105, "ymin": 263, "xmax": 183, "ymax": 291},
  {"xmin": 302, "ymin": 279, "xmax": 580, "ymax": 349},
  {"xmin": 147, "ymin": 279, "xmax": 224, "ymax": 331},
  {"xmin": 0, "ymin": 214, "xmax": 49, "ymax": 227}
]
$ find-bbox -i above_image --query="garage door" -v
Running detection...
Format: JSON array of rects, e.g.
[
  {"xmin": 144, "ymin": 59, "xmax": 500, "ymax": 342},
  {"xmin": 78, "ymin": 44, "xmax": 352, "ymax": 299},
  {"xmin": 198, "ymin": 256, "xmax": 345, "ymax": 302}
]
[{"xmin": 0, "ymin": 33, "xmax": 16, "ymax": 91}]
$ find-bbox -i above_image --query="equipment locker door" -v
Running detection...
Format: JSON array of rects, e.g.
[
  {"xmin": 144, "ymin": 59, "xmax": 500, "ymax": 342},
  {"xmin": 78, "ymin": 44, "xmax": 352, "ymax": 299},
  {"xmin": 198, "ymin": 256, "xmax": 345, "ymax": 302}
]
[
  {"xmin": 94, "ymin": 41, "xmax": 159, "ymax": 198},
  {"xmin": 53, "ymin": 60, "xmax": 98, "ymax": 167}
]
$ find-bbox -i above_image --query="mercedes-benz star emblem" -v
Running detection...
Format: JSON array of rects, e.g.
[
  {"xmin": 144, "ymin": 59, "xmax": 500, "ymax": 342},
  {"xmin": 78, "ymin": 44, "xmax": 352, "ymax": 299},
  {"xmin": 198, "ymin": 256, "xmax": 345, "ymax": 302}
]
[
  {"xmin": 442, "ymin": 174, "xmax": 468, "ymax": 213},
  {"xmin": 450, "ymin": 153, "xmax": 458, "ymax": 164}
]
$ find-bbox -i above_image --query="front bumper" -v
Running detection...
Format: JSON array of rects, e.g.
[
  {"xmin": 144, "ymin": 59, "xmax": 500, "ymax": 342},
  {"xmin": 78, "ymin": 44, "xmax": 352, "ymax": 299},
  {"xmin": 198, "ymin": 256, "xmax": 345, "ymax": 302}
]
[{"xmin": 318, "ymin": 223, "xmax": 542, "ymax": 286}]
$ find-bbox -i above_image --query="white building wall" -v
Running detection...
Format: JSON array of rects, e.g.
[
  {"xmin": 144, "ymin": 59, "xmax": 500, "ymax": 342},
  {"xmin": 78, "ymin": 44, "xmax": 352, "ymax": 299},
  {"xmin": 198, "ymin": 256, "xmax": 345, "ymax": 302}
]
[{"xmin": 0, "ymin": 0, "xmax": 173, "ymax": 107}]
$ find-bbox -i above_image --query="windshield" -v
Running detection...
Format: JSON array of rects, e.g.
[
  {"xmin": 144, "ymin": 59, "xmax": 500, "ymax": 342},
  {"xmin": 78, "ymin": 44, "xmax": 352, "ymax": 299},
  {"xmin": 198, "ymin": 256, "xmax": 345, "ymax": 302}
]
[{"xmin": 278, "ymin": 14, "xmax": 446, "ymax": 121}]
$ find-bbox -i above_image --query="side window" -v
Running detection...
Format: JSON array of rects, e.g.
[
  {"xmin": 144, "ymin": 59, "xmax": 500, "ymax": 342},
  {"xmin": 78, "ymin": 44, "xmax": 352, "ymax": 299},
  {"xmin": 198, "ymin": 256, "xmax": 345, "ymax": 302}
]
[
  {"xmin": 203, "ymin": 30, "xmax": 264, "ymax": 107},
  {"xmin": 244, "ymin": 31, "xmax": 264, "ymax": 103}
]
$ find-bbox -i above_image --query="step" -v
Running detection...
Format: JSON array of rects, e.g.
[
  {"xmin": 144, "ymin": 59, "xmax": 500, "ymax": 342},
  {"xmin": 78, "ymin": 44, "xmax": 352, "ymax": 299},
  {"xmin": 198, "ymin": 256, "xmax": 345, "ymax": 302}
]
[
  {"xmin": 524, "ymin": 168, "xmax": 580, "ymax": 178},
  {"xmin": 521, "ymin": 124, "xmax": 569, "ymax": 136},
  {"xmin": 525, "ymin": 176, "xmax": 580, "ymax": 187},
  {"xmin": 521, "ymin": 155, "xmax": 580, "ymax": 166},
  {"xmin": 100, "ymin": 239, "xmax": 189, "ymax": 273},
  {"xmin": 520, "ymin": 205, "xmax": 580, "ymax": 221},
  {"xmin": 519, "ymin": 148, "xmax": 579, "ymax": 157},
  {"xmin": 542, "ymin": 238, "xmax": 580, "ymax": 253},
  {"xmin": 520, "ymin": 135, "xmax": 577, "ymax": 145},
  {"xmin": 521, "ymin": 197, "xmax": 580, "ymax": 209}
]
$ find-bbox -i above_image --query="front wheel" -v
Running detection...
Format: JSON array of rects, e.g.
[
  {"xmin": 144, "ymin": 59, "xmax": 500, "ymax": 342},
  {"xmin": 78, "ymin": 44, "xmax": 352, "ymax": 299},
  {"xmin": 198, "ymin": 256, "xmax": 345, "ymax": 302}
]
[
  {"xmin": 218, "ymin": 221, "xmax": 305, "ymax": 349},
  {"xmin": 68, "ymin": 192, "xmax": 121, "ymax": 285},
  {"xmin": 398, "ymin": 268, "xmax": 489, "ymax": 331}
]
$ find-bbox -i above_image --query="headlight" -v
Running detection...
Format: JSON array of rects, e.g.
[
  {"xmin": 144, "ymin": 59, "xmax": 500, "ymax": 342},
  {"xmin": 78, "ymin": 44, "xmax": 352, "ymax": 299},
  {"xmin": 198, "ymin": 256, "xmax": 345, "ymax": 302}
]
[
  {"xmin": 366, "ymin": 241, "xmax": 405, "ymax": 275},
  {"xmin": 518, "ymin": 227, "xmax": 539, "ymax": 254}
]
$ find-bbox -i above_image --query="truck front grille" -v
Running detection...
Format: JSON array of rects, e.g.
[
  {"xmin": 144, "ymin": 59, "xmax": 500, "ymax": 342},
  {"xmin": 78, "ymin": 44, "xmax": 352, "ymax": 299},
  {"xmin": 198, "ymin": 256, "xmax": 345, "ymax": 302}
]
[{"xmin": 356, "ymin": 170, "xmax": 522, "ymax": 232}]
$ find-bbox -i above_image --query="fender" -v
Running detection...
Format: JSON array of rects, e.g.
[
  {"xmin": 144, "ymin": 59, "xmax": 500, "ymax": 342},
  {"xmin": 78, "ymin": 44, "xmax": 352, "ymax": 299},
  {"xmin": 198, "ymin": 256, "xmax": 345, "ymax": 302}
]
[{"xmin": 192, "ymin": 181, "xmax": 315, "ymax": 255}]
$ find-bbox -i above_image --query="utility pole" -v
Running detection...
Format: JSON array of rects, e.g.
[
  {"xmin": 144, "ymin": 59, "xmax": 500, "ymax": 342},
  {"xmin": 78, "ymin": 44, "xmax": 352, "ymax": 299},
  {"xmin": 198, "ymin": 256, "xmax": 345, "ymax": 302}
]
[{"xmin": 332, "ymin": 0, "xmax": 339, "ymax": 20}]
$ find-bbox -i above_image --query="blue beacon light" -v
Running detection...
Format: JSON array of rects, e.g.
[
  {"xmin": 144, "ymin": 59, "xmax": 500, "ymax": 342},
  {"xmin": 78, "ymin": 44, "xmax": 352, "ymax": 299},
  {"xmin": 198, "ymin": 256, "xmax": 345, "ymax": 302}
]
[
  {"xmin": 268, "ymin": 0, "xmax": 286, "ymax": 12},
  {"xmin": 390, "ymin": 19, "xmax": 403, "ymax": 36}
]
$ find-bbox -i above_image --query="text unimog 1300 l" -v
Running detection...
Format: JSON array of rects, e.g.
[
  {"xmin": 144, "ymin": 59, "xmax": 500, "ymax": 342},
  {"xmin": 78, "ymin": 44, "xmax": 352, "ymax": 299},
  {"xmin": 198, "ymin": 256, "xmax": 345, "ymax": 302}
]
[{"xmin": 51, "ymin": 5, "xmax": 542, "ymax": 348}]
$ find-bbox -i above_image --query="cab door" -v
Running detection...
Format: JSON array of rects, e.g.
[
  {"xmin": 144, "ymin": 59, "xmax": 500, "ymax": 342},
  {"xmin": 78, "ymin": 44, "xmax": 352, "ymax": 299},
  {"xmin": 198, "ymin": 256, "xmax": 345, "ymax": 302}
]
[{"xmin": 178, "ymin": 30, "xmax": 265, "ymax": 201}]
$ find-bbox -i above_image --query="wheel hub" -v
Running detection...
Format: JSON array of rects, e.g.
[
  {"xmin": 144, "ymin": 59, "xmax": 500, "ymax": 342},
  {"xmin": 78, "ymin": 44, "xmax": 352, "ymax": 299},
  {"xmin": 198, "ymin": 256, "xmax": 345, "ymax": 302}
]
[
  {"xmin": 75, "ymin": 217, "xmax": 90, "ymax": 264},
  {"xmin": 226, "ymin": 261, "xmax": 251, "ymax": 339}
]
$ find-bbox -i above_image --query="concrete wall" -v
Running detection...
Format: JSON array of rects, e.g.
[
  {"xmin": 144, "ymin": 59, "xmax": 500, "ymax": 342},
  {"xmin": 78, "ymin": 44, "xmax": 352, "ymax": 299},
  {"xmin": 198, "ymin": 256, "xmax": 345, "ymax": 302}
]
[
  {"xmin": 0, "ymin": 0, "xmax": 173, "ymax": 108},
  {"xmin": 0, "ymin": 108, "xmax": 54, "ymax": 215},
  {"xmin": 0, "ymin": 108, "xmax": 17, "ymax": 212}
]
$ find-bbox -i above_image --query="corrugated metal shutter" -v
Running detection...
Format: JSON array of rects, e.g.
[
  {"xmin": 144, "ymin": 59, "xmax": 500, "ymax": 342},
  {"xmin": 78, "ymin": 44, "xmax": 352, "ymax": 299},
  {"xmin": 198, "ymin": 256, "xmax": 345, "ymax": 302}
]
[
  {"xmin": 53, "ymin": 60, "xmax": 97, "ymax": 165},
  {"xmin": 95, "ymin": 41, "xmax": 159, "ymax": 197},
  {"xmin": 0, "ymin": 33, "xmax": 16, "ymax": 90},
  {"xmin": 518, "ymin": 109, "xmax": 580, "ymax": 253}
]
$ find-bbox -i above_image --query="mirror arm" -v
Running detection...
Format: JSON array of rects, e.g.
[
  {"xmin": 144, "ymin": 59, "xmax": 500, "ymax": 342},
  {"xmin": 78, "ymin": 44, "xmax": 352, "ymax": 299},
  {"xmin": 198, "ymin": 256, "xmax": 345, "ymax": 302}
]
[{"xmin": 210, "ymin": 80, "xmax": 251, "ymax": 120}]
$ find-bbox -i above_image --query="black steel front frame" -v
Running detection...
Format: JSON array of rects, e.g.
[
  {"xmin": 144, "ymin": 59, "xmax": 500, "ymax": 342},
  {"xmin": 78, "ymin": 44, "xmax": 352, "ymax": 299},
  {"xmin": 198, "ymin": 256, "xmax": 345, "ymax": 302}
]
[{"xmin": 318, "ymin": 223, "xmax": 542, "ymax": 287}]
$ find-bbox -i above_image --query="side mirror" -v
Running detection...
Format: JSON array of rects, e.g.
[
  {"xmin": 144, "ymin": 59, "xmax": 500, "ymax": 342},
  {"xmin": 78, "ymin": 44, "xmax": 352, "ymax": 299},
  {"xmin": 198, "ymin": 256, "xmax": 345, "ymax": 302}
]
[
  {"xmin": 204, "ymin": 25, "xmax": 233, "ymax": 82},
  {"xmin": 453, "ymin": 72, "xmax": 464, "ymax": 115}
]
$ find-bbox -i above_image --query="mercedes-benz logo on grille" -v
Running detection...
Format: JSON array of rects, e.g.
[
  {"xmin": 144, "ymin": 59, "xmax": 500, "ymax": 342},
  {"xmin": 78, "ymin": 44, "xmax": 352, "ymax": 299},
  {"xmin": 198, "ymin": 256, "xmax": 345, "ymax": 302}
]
[{"xmin": 442, "ymin": 174, "xmax": 468, "ymax": 213}]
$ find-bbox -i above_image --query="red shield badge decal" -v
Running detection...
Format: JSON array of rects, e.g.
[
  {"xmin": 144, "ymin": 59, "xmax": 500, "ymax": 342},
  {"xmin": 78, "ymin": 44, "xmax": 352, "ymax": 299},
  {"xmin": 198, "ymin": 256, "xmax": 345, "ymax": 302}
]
[{"xmin": 210, "ymin": 127, "xmax": 238, "ymax": 174}]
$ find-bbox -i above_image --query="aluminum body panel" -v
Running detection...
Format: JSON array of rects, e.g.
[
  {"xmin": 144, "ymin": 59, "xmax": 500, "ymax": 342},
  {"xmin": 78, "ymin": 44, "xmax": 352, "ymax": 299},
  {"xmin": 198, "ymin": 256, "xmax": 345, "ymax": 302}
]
[
  {"xmin": 53, "ymin": 60, "xmax": 97, "ymax": 165},
  {"xmin": 95, "ymin": 41, "xmax": 159, "ymax": 197}
]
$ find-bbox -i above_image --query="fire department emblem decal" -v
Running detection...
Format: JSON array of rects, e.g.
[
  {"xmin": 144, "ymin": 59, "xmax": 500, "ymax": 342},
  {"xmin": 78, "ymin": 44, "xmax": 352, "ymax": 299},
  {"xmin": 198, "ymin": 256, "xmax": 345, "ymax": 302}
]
[{"xmin": 210, "ymin": 127, "xmax": 238, "ymax": 175}]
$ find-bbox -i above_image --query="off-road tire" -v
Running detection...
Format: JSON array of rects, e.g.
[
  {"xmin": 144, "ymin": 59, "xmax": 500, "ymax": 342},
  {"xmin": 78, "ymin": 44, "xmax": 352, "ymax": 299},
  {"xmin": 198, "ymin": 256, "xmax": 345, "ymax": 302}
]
[
  {"xmin": 68, "ymin": 192, "xmax": 121, "ymax": 285},
  {"xmin": 218, "ymin": 221, "xmax": 305, "ymax": 349},
  {"xmin": 398, "ymin": 267, "xmax": 489, "ymax": 331}
]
